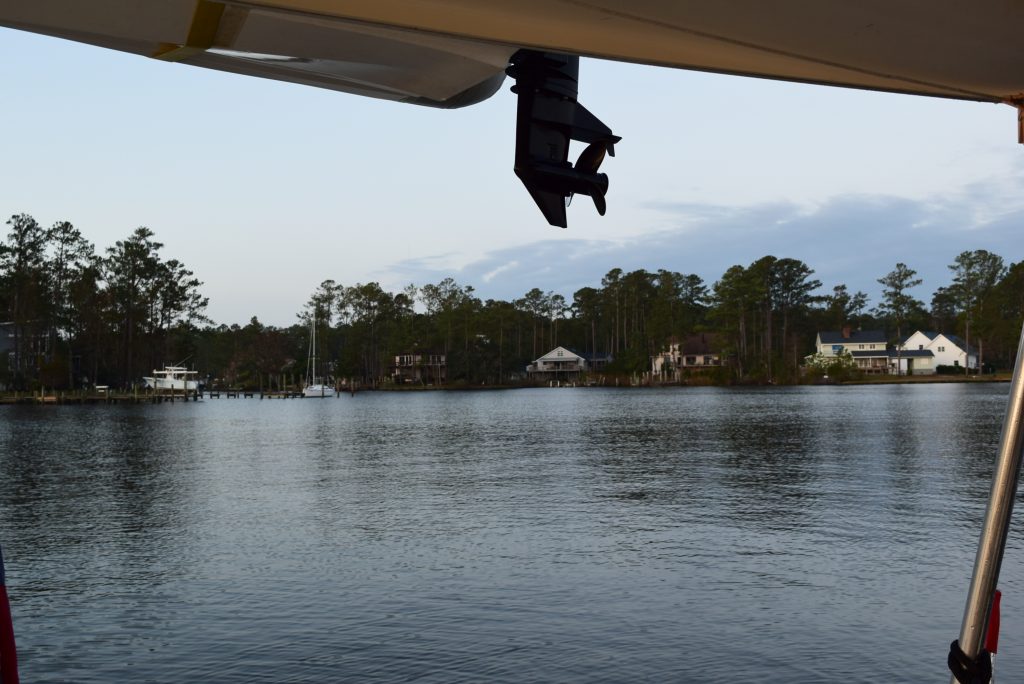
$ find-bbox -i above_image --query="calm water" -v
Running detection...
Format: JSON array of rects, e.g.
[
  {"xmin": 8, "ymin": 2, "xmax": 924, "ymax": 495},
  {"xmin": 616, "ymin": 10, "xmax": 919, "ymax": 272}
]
[{"xmin": 1, "ymin": 384, "xmax": 1022, "ymax": 682}]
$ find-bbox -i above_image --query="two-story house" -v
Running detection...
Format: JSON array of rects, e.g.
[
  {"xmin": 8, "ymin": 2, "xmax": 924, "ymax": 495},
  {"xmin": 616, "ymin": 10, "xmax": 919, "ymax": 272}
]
[
  {"xmin": 899, "ymin": 331, "xmax": 978, "ymax": 374},
  {"xmin": 814, "ymin": 327, "xmax": 890, "ymax": 373},
  {"xmin": 527, "ymin": 346, "xmax": 588, "ymax": 381},
  {"xmin": 651, "ymin": 333, "xmax": 723, "ymax": 376},
  {"xmin": 392, "ymin": 351, "xmax": 447, "ymax": 384}
]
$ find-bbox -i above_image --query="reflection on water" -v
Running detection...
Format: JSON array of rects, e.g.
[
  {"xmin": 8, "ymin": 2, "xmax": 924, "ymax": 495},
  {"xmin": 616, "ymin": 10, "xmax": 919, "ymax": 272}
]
[{"xmin": 0, "ymin": 384, "xmax": 1020, "ymax": 682}]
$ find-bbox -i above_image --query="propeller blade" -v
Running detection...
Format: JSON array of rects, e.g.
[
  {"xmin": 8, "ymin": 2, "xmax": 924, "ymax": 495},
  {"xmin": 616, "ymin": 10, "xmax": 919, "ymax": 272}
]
[{"xmin": 575, "ymin": 141, "xmax": 607, "ymax": 174}]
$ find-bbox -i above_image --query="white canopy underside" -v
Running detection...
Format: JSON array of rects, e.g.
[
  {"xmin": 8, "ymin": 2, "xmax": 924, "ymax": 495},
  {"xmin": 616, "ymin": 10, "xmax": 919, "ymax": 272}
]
[{"xmin": 3, "ymin": 1, "xmax": 1023, "ymax": 107}]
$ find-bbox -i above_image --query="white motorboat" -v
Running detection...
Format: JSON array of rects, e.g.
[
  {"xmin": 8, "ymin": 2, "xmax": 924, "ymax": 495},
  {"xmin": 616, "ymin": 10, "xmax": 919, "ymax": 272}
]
[
  {"xmin": 304, "ymin": 314, "xmax": 335, "ymax": 398},
  {"xmin": 142, "ymin": 366, "xmax": 198, "ymax": 391}
]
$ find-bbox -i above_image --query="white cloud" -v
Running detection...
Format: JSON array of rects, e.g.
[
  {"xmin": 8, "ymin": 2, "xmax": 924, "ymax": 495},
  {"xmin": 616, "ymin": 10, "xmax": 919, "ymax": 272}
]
[
  {"xmin": 481, "ymin": 260, "xmax": 519, "ymax": 282},
  {"xmin": 387, "ymin": 182, "xmax": 1024, "ymax": 309}
]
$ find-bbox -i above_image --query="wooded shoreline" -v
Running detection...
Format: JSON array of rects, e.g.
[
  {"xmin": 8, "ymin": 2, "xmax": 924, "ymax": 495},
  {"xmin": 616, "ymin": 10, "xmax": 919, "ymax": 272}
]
[
  {"xmin": 0, "ymin": 373, "xmax": 1010, "ymax": 405},
  {"xmin": 3, "ymin": 212, "xmax": 1021, "ymax": 393}
]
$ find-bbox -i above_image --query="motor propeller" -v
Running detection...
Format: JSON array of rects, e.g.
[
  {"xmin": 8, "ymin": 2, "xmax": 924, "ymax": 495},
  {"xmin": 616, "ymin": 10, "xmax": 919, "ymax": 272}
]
[
  {"xmin": 508, "ymin": 51, "xmax": 621, "ymax": 228},
  {"xmin": 573, "ymin": 140, "xmax": 614, "ymax": 215}
]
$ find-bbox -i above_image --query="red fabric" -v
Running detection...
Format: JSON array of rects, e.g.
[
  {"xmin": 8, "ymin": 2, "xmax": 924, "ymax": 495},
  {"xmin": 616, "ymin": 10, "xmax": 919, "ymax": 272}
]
[
  {"xmin": 985, "ymin": 589, "xmax": 1002, "ymax": 655},
  {"xmin": 0, "ymin": 585, "xmax": 18, "ymax": 684}
]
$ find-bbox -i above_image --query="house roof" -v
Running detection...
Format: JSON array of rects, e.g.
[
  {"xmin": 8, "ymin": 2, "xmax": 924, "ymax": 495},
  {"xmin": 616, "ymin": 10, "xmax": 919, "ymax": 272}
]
[
  {"xmin": 680, "ymin": 333, "xmax": 721, "ymax": 355},
  {"xmin": 850, "ymin": 349, "xmax": 932, "ymax": 359},
  {"xmin": 902, "ymin": 331, "xmax": 941, "ymax": 344},
  {"xmin": 943, "ymin": 334, "xmax": 978, "ymax": 355},
  {"xmin": 818, "ymin": 330, "xmax": 887, "ymax": 344},
  {"xmin": 900, "ymin": 331, "xmax": 978, "ymax": 355},
  {"xmin": 661, "ymin": 333, "xmax": 723, "ymax": 354},
  {"xmin": 893, "ymin": 349, "xmax": 934, "ymax": 358},
  {"xmin": 534, "ymin": 346, "xmax": 585, "ymax": 363}
]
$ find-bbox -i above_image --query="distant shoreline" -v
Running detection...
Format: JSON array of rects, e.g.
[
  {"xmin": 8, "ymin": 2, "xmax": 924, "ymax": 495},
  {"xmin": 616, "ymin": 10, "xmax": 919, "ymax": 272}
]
[
  {"xmin": 834, "ymin": 374, "xmax": 1011, "ymax": 386},
  {"xmin": 0, "ymin": 374, "xmax": 1012, "ymax": 403}
]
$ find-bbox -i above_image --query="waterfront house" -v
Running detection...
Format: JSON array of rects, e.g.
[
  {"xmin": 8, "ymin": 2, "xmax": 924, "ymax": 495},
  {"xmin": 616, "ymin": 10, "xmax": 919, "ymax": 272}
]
[
  {"xmin": 814, "ymin": 327, "xmax": 890, "ymax": 374},
  {"xmin": 527, "ymin": 346, "xmax": 588, "ymax": 381},
  {"xmin": 898, "ymin": 331, "xmax": 978, "ymax": 374},
  {"xmin": 651, "ymin": 333, "xmax": 723, "ymax": 376},
  {"xmin": 584, "ymin": 351, "xmax": 613, "ymax": 373},
  {"xmin": 392, "ymin": 351, "xmax": 447, "ymax": 384}
]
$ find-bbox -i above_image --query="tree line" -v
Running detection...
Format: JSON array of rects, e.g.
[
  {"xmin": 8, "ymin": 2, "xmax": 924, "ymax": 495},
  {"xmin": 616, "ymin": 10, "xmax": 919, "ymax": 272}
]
[
  {"xmin": 0, "ymin": 214, "xmax": 207, "ymax": 390},
  {"xmin": 2, "ymin": 212, "xmax": 1022, "ymax": 389}
]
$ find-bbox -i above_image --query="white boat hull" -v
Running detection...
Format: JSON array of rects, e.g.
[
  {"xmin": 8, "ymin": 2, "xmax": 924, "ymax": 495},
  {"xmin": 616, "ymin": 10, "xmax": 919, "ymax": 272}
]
[
  {"xmin": 143, "ymin": 377, "xmax": 198, "ymax": 391},
  {"xmin": 303, "ymin": 384, "xmax": 335, "ymax": 398},
  {"xmin": 143, "ymin": 366, "xmax": 199, "ymax": 391}
]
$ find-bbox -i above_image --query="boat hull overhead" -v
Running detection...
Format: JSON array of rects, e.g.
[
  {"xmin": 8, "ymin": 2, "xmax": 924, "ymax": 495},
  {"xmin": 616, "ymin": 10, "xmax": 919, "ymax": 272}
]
[{"xmin": 3, "ymin": 0, "xmax": 1024, "ymax": 105}]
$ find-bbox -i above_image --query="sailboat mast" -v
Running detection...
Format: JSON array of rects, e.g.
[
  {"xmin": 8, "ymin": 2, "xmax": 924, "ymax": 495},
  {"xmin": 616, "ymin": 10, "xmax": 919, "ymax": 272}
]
[{"xmin": 306, "ymin": 314, "xmax": 316, "ymax": 387}]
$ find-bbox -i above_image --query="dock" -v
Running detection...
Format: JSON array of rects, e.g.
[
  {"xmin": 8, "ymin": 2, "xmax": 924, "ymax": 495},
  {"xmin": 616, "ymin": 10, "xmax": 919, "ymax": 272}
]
[
  {"xmin": 0, "ymin": 388, "xmax": 358, "ymax": 404},
  {"xmin": 0, "ymin": 389, "xmax": 203, "ymax": 405}
]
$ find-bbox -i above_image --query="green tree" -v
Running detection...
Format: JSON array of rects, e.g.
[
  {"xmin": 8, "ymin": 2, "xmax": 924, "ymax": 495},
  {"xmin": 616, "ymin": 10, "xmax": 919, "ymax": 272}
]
[
  {"xmin": 824, "ymin": 284, "xmax": 868, "ymax": 329},
  {"xmin": 0, "ymin": 213, "xmax": 50, "ymax": 387},
  {"xmin": 947, "ymin": 250, "xmax": 1006, "ymax": 374},
  {"xmin": 601, "ymin": 268, "xmax": 623, "ymax": 354},
  {"xmin": 930, "ymin": 286, "xmax": 958, "ymax": 333},
  {"xmin": 46, "ymin": 220, "xmax": 96, "ymax": 387},
  {"xmin": 572, "ymin": 286, "xmax": 603, "ymax": 360},
  {"xmin": 516, "ymin": 287, "xmax": 548, "ymax": 359},
  {"xmin": 105, "ymin": 227, "xmax": 163, "ymax": 384},
  {"xmin": 152, "ymin": 258, "xmax": 209, "ymax": 367},
  {"xmin": 771, "ymin": 258, "xmax": 822, "ymax": 378},
  {"xmin": 712, "ymin": 264, "xmax": 758, "ymax": 378},
  {"xmin": 988, "ymin": 262, "xmax": 1024, "ymax": 367},
  {"xmin": 877, "ymin": 263, "xmax": 923, "ymax": 374}
]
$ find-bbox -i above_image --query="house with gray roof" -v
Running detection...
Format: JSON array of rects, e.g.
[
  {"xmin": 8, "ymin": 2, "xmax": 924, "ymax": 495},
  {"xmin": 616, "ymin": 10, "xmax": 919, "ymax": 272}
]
[
  {"xmin": 899, "ymin": 331, "xmax": 978, "ymax": 373},
  {"xmin": 527, "ymin": 346, "xmax": 588, "ymax": 382},
  {"xmin": 814, "ymin": 327, "xmax": 890, "ymax": 374},
  {"xmin": 812, "ymin": 326, "xmax": 981, "ymax": 375},
  {"xmin": 651, "ymin": 333, "xmax": 724, "ymax": 376}
]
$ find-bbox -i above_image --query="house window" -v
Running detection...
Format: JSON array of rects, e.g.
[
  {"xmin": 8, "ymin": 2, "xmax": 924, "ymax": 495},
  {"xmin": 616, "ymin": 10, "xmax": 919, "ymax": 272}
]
[
  {"xmin": 954, "ymin": 360, "xmax": 960, "ymax": 366},
  {"xmin": 685, "ymin": 356, "xmax": 697, "ymax": 365},
  {"xmin": 859, "ymin": 345, "xmax": 864, "ymax": 349},
  {"xmin": 919, "ymin": 345, "xmax": 924, "ymax": 350},
  {"xmin": 938, "ymin": 346, "xmax": 945, "ymax": 352},
  {"xmin": 557, "ymin": 350, "xmax": 563, "ymax": 357},
  {"xmin": 870, "ymin": 345, "xmax": 875, "ymax": 350}
]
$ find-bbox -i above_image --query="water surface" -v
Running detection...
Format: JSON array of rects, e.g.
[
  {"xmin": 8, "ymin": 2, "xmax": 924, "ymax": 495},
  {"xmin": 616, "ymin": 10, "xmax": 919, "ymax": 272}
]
[{"xmin": 1, "ymin": 384, "xmax": 1020, "ymax": 682}]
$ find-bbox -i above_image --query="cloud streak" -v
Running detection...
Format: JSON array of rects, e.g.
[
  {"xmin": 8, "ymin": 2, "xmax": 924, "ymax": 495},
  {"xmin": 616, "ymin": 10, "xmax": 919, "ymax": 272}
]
[{"xmin": 385, "ymin": 171, "xmax": 1024, "ymax": 309}]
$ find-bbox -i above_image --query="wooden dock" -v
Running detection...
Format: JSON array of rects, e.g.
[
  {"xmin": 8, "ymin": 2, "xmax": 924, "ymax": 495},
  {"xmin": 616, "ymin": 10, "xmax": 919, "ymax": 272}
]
[
  {"xmin": 1, "ymin": 386, "xmax": 360, "ymax": 405},
  {"xmin": 0, "ymin": 389, "xmax": 203, "ymax": 405}
]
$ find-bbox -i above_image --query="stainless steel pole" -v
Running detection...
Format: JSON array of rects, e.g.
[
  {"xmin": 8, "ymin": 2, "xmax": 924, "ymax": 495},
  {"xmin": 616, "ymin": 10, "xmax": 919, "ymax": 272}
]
[{"xmin": 952, "ymin": 322, "xmax": 1024, "ymax": 683}]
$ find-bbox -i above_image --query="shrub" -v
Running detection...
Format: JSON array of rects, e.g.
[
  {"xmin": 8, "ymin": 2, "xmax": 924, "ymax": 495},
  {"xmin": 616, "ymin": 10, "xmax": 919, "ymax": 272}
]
[{"xmin": 804, "ymin": 350, "xmax": 861, "ymax": 382}]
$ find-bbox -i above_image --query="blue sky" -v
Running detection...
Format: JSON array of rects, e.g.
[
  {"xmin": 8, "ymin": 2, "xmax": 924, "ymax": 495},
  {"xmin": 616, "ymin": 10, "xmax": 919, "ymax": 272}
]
[{"xmin": 2, "ymin": 27, "xmax": 1021, "ymax": 326}]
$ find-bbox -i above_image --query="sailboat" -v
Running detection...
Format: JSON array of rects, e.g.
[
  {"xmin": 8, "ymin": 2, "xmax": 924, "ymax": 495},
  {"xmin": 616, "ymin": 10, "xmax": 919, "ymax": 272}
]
[{"xmin": 303, "ymin": 314, "xmax": 335, "ymax": 398}]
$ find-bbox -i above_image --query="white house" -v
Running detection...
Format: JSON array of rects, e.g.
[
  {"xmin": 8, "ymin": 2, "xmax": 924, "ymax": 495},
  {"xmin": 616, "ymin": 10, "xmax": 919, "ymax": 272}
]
[
  {"xmin": 814, "ymin": 328, "xmax": 890, "ymax": 374},
  {"xmin": 651, "ymin": 333, "xmax": 723, "ymax": 375},
  {"xmin": 899, "ymin": 331, "xmax": 978, "ymax": 373},
  {"xmin": 527, "ymin": 346, "xmax": 588, "ymax": 381}
]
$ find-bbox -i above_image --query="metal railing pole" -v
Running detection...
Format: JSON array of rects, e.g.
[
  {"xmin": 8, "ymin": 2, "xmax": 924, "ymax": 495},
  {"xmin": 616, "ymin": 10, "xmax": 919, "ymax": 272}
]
[{"xmin": 952, "ymin": 322, "xmax": 1024, "ymax": 682}]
